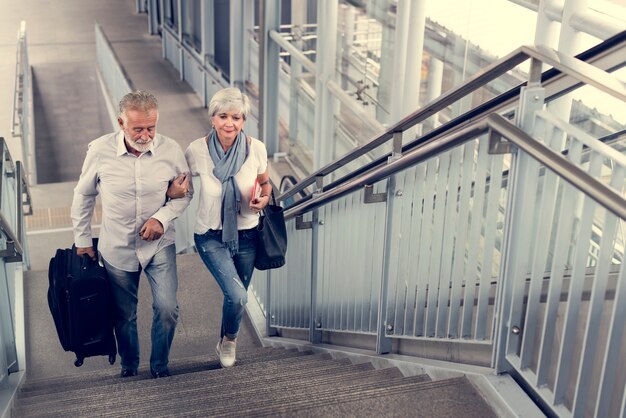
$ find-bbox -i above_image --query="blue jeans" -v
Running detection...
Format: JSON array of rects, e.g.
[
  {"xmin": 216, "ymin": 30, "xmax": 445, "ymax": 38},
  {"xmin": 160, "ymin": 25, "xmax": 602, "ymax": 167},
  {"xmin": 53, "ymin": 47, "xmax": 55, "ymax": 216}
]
[
  {"xmin": 103, "ymin": 244, "xmax": 179, "ymax": 373},
  {"xmin": 194, "ymin": 228, "xmax": 257, "ymax": 340}
]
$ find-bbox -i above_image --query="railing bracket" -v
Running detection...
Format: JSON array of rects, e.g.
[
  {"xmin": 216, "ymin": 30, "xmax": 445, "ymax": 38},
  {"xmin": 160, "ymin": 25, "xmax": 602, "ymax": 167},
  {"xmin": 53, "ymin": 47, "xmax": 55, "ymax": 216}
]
[
  {"xmin": 488, "ymin": 129, "xmax": 513, "ymax": 155},
  {"xmin": 364, "ymin": 184, "xmax": 387, "ymax": 204},
  {"xmin": 295, "ymin": 215, "xmax": 312, "ymax": 230},
  {"xmin": 0, "ymin": 241, "xmax": 22, "ymax": 262}
]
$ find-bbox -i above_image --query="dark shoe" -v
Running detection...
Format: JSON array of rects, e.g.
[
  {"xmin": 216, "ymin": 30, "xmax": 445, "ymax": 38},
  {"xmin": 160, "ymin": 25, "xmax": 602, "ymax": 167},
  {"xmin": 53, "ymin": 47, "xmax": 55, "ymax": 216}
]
[
  {"xmin": 120, "ymin": 368, "xmax": 137, "ymax": 378},
  {"xmin": 151, "ymin": 368, "xmax": 171, "ymax": 379}
]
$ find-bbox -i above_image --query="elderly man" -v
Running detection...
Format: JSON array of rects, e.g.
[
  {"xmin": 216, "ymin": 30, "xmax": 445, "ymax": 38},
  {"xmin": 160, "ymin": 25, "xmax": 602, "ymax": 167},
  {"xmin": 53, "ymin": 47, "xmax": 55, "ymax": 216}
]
[{"xmin": 71, "ymin": 91, "xmax": 191, "ymax": 378}]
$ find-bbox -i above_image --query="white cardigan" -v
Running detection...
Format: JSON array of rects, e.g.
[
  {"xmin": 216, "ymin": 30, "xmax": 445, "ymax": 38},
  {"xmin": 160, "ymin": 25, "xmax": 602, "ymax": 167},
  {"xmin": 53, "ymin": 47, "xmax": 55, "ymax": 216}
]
[{"xmin": 185, "ymin": 135, "xmax": 268, "ymax": 234}]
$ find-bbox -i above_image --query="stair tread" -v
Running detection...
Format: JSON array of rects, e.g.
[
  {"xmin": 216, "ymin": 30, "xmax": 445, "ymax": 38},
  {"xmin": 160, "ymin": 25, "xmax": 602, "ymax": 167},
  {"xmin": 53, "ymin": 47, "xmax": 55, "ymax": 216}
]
[
  {"xmin": 168, "ymin": 373, "xmax": 435, "ymax": 418},
  {"xmin": 273, "ymin": 375, "xmax": 498, "ymax": 418},
  {"xmin": 17, "ymin": 364, "xmax": 407, "ymax": 417},
  {"xmin": 18, "ymin": 368, "xmax": 430, "ymax": 418},
  {"xmin": 13, "ymin": 347, "xmax": 498, "ymax": 418},
  {"xmin": 15, "ymin": 354, "xmax": 356, "ymax": 410},
  {"xmin": 18, "ymin": 347, "xmax": 312, "ymax": 397}
]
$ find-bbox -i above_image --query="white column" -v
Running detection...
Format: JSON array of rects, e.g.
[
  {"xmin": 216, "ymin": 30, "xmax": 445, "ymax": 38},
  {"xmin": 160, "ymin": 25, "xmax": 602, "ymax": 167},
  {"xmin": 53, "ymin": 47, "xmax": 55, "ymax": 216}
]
[
  {"xmin": 229, "ymin": 0, "xmax": 245, "ymax": 88},
  {"xmin": 313, "ymin": 0, "xmax": 339, "ymax": 169},
  {"xmin": 559, "ymin": 0, "xmax": 587, "ymax": 55},
  {"xmin": 551, "ymin": 0, "xmax": 588, "ymax": 123},
  {"xmin": 242, "ymin": 1, "xmax": 254, "ymax": 84},
  {"xmin": 289, "ymin": 0, "xmax": 307, "ymax": 145},
  {"xmin": 177, "ymin": 0, "xmax": 183, "ymax": 80},
  {"xmin": 375, "ymin": 2, "xmax": 394, "ymax": 124},
  {"xmin": 534, "ymin": 0, "xmax": 560, "ymax": 47},
  {"xmin": 262, "ymin": 0, "xmax": 281, "ymax": 156},
  {"xmin": 389, "ymin": 0, "xmax": 410, "ymax": 123},
  {"xmin": 201, "ymin": 0, "xmax": 215, "ymax": 64},
  {"xmin": 338, "ymin": 4, "xmax": 354, "ymax": 91},
  {"xmin": 401, "ymin": 0, "xmax": 426, "ymax": 139},
  {"xmin": 426, "ymin": 57, "xmax": 444, "ymax": 128}
]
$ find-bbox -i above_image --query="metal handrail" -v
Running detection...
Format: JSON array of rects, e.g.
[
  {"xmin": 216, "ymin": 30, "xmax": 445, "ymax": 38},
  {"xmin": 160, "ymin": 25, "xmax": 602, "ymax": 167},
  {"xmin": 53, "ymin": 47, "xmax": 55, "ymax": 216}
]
[
  {"xmin": 279, "ymin": 31, "xmax": 626, "ymax": 203},
  {"xmin": 11, "ymin": 21, "xmax": 26, "ymax": 137},
  {"xmin": 285, "ymin": 114, "xmax": 626, "ymax": 222},
  {"xmin": 0, "ymin": 139, "xmax": 31, "ymax": 262},
  {"xmin": 309, "ymin": 31, "xmax": 626, "ymax": 202}
]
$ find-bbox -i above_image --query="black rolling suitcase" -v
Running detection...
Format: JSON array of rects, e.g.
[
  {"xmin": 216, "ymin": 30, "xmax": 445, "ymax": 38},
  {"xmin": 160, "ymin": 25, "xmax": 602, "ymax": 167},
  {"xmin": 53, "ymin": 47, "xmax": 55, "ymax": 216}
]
[{"xmin": 47, "ymin": 240, "xmax": 117, "ymax": 367}]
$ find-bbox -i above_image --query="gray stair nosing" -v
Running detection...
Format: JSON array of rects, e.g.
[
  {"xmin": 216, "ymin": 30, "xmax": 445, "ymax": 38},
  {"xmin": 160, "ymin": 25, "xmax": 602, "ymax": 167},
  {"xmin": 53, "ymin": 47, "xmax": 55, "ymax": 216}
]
[
  {"xmin": 126, "ymin": 373, "xmax": 436, "ymax": 418},
  {"xmin": 20, "ymin": 346, "xmax": 291, "ymax": 391},
  {"xmin": 21, "ymin": 368, "xmax": 417, "ymax": 418},
  {"xmin": 18, "ymin": 364, "xmax": 390, "ymax": 415},
  {"xmin": 16, "ymin": 352, "xmax": 333, "ymax": 405},
  {"xmin": 14, "ymin": 357, "xmax": 364, "ymax": 412},
  {"xmin": 218, "ymin": 376, "xmax": 469, "ymax": 418},
  {"xmin": 19, "ymin": 348, "xmax": 318, "ymax": 397}
]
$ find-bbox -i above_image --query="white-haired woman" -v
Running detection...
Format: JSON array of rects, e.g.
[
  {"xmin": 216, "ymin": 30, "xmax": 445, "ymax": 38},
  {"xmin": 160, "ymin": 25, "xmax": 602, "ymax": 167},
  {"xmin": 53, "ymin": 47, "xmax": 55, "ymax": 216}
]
[{"xmin": 168, "ymin": 87, "xmax": 271, "ymax": 368}]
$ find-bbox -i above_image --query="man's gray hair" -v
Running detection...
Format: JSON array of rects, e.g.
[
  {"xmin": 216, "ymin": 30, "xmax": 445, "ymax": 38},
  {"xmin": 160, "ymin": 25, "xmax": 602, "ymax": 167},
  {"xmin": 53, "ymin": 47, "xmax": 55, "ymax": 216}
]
[
  {"xmin": 119, "ymin": 91, "xmax": 159, "ymax": 121},
  {"xmin": 208, "ymin": 87, "xmax": 250, "ymax": 120}
]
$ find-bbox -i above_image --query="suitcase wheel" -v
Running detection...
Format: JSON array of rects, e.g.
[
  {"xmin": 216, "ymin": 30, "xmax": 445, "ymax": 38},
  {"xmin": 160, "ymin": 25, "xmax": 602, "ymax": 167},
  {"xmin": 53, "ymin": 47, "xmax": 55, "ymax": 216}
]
[
  {"xmin": 74, "ymin": 358, "xmax": 84, "ymax": 367},
  {"xmin": 108, "ymin": 355, "xmax": 116, "ymax": 365}
]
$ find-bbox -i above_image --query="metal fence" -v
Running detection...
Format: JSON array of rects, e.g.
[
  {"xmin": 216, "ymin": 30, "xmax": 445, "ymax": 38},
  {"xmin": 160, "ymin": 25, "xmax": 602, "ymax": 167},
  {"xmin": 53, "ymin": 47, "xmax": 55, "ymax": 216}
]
[
  {"xmin": 0, "ymin": 138, "xmax": 32, "ymax": 386},
  {"xmin": 257, "ymin": 36, "xmax": 626, "ymax": 417}
]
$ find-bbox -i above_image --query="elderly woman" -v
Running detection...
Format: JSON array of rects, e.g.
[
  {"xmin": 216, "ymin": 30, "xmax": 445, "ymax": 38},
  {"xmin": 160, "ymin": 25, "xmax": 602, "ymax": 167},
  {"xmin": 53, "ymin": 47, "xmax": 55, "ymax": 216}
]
[{"xmin": 169, "ymin": 87, "xmax": 271, "ymax": 368}]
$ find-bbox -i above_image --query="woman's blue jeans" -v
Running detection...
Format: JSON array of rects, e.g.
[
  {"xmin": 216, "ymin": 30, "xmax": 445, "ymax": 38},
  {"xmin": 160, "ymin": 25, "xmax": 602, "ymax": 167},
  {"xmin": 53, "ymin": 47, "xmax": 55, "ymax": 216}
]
[
  {"xmin": 103, "ymin": 244, "xmax": 179, "ymax": 374},
  {"xmin": 194, "ymin": 228, "xmax": 258, "ymax": 340}
]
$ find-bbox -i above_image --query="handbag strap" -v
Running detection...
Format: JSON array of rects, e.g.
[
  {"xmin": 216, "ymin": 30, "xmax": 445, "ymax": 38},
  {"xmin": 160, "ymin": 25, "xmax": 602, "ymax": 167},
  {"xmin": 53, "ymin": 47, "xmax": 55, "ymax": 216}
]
[
  {"xmin": 260, "ymin": 189, "xmax": 278, "ymax": 216},
  {"xmin": 269, "ymin": 189, "xmax": 278, "ymax": 206}
]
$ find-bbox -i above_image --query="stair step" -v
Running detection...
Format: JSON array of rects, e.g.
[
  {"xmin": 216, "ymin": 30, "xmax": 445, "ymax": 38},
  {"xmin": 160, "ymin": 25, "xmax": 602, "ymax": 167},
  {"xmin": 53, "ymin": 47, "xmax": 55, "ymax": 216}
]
[
  {"xmin": 152, "ymin": 373, "xmax": 431, "ymax": 417},
  {"xmin": 14, "ymin": 353, "xmax": 350, "ymax": 413},
  {"xmin": 16, "ymin": 364, "xmax": 412, "ymax": 417},
  {"xmin": 233, "ymin": 376, "xmax": 464, "ymax": 418},
  {"xmin": 281, "ymin": 375, "xmax": 497, "ymax": 418},
  {"xmin": 16, "ymin": 360, "xmax": 393, "ymax": 417},
  {"xmin": 14, "ymin": 348, "xmax": 497, "ymax": 418},
  {"xmin": 18, "ymin": 347, "xmax": 309, "ymax": 397}
]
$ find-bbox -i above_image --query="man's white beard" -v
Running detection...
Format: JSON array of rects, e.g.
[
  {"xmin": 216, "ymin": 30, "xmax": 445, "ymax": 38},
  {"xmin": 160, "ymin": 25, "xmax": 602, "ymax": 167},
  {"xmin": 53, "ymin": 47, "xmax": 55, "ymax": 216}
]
[{"xmin": 128, "ymin": 137, "xmax": 152, "ymax": 152}]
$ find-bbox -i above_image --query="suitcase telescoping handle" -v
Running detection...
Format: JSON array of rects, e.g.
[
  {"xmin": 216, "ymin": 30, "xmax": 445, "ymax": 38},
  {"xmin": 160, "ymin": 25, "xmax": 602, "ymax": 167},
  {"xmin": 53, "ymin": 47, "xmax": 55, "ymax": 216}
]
[
  {"xmin": 79, "ymin": 252, "xmax": 103, "ymax": 271},
  {"xmin": 80, "ymin": 254, "xmax": 90, "ymax": 271}
]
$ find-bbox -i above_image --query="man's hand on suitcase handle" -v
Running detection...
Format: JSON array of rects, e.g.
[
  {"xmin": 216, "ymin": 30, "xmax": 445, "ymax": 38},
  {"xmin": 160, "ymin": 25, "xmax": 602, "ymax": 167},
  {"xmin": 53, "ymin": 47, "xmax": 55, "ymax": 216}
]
[
  {"xmin": 77, "ymin": 246, "xmax": 97, "ymax": 261},
  {"xmin": 140, "ymin": 218, "xmax": 164, "ymax": 241}
]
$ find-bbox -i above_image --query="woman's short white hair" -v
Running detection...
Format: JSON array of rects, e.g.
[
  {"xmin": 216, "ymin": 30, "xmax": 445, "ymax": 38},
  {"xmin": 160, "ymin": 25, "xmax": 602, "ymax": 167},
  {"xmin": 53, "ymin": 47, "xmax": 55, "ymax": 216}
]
[{"xmin": 208, "ymin": 87, "xmax": 250, "ymax": 120}]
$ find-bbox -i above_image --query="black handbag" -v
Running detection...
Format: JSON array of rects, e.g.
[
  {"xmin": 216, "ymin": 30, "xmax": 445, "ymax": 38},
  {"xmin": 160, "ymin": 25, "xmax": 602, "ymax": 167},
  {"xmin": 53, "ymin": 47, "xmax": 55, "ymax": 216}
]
[{"xmin": 255, "ymin": 191, "xmax": 287, "ymax": 270}]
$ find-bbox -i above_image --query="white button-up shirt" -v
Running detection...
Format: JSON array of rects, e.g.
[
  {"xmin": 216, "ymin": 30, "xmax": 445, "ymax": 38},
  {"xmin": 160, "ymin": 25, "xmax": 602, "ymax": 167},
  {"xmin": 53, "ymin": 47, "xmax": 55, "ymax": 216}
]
[{"xmin": 71, "ymin": 131, "xmax": 191, "ymax": 271}]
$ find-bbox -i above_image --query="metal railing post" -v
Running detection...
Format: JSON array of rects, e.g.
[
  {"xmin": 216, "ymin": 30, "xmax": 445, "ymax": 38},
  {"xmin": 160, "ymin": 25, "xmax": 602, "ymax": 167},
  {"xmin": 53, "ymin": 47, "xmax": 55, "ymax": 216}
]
[
  {"xmin": 309, "ymin": 176, "xmax": 323, "ymax": 344},
  {"xmin": 493, "ymin": 62, "xmax": 546, "ymax": 372},
  {"xmin": 376, "ymin": 132, "xmax": 403, "ymax": 354}
]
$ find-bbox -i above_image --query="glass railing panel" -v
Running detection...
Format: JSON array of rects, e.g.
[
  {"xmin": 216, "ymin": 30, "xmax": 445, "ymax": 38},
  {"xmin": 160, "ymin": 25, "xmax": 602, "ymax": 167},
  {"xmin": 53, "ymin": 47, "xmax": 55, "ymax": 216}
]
[
  {"xmin": 0, "ymin": 260, "xmax": 18, "ymax": 377},
  {"xmin": 314, "ymin": 185, "xmax": 386, "ymax": 334},
  {"xmin": 512, "ymin": 161, "xmax": 625, "ymax": 416},
  {"xmin": 533, "ymin": 110, "xmax": 625, "ymax": 267},
  {"xmin": 268, "ymin": 217, "xmax": 312, "ymax": 330},
  {"xmin": 383, "ymin": 134, "xmax": 507, "ymax": 341}
]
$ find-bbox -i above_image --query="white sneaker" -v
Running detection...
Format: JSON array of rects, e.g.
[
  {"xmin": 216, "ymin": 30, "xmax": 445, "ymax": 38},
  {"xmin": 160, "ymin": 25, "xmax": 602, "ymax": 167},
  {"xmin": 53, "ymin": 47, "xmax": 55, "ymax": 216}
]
[{"xmin": 216, "ymin": 339, "xmax": 236, "ymax": 368}]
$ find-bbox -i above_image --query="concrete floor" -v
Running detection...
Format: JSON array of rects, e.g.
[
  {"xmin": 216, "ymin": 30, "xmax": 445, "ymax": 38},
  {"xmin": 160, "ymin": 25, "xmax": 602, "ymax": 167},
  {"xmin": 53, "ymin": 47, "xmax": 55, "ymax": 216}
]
[{"xmin": 0, "ymin": 0, "xmax": 261, "ymax": 381}]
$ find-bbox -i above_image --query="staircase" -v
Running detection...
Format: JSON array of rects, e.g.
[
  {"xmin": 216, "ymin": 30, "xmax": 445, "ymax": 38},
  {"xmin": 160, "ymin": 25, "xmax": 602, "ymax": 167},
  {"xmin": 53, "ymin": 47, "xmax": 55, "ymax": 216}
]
[
  {"xmin": 12, "ymin": 346, "xmax": 495, "ymax": 417},
  {"xmin": 16, "ymin": 185, "xmax": 501, "ymax": 417}
]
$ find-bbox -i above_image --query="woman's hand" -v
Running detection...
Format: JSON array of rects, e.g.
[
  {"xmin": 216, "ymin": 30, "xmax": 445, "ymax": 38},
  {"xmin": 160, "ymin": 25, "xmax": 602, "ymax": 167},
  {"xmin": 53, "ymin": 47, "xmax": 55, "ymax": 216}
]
[
  {"xmin": 167, "ymin": 173, "xmax": 190, "ymax": 199},
  {"xmin": 249, "ymin": 195, "xmax": 270, "ymax": 213}
]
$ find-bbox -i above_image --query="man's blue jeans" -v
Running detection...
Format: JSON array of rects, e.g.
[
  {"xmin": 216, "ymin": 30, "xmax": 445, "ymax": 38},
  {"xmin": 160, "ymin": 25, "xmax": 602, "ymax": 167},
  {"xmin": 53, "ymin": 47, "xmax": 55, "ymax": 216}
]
[
  {"xmin": 194, "ymin": 228, "xmax": 257, "ymax": 340},
  {"xmin": 103, "ymin": 244, "xmax": 179, "ymax": 374}
]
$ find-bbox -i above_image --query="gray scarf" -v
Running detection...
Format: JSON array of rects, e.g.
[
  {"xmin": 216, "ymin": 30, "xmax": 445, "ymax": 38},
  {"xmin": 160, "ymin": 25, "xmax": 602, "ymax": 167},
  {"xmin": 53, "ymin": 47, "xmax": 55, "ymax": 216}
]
[{"xmin": 208, "ymin": 129, "xmax": 248, "ymax": 254}]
